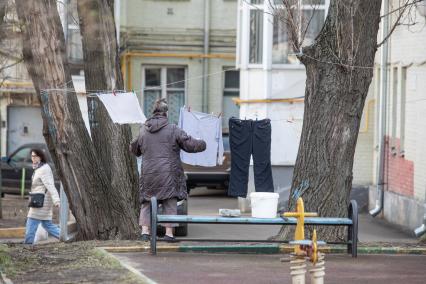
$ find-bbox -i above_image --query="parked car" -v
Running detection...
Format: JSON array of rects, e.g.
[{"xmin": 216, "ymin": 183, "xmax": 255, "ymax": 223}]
[
  {"xmin": 182, "ymin": 133, "xmax": 231, "ymax": 192},
  {"xmin": 1, "ymin": 143, "xmax": 59, "ymax": 196}
]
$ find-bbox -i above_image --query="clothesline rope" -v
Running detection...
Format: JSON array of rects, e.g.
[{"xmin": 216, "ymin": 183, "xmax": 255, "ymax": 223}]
[{"xmin": 40, "ymin": 68, "xmax": 238, "ymax": 95}]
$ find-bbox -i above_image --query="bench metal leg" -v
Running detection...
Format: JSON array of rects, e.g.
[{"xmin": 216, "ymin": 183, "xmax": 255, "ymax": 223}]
[
  {"xmin": 348, "ymin": 200, "xmax": 358, "ymax": 258},
  {"xmin": 150, "ymin": 197, "xmax": 158, "ymax": 255}
]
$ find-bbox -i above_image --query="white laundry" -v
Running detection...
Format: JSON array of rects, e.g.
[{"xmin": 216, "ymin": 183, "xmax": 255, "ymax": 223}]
[
  {"xmin": 97, "ymin": 92, "xmax": 146, "ymax": 124},
  {"xmin": 178, "ymin": 107, "xmax": 223, "ymax": 167}
]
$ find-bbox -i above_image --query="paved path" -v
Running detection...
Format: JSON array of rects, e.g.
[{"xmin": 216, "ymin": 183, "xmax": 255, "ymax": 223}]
[
  {"xmin": 186, "ymin": 189, "xmax": 417, "ymax": 243},
  {"xmin": 113, "ymin": 252, "xmax": 426, "ymax": 284}
]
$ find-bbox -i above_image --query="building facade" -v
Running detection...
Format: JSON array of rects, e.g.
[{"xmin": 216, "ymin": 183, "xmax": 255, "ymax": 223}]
[
  {"xmin": 119, "ymin": 0, "xmax": 239, "ymax": 129},
  {"xmin": 235, "ymin": 0, "xmax": 330, "ymax": 208},
  {"xmin": 0, "ymin": 0, "xmax": 85, "ymax": 156},
  {"xmin": 360, "ymin": 1, "xmax": 426, "ymax": 232}
]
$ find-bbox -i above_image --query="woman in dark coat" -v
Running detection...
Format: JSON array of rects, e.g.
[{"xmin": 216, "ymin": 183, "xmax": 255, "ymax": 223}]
[{"xmin": 130, "ymin": 99, "xmax": 206, "ymax": 242}]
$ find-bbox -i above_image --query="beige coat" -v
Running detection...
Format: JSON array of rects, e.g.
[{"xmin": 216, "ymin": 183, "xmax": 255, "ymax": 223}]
[{"xmin": 27, "ymin": 164, "xmax": 60, "ymax": 221}]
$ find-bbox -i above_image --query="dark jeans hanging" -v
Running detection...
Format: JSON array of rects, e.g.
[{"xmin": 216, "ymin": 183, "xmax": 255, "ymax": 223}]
[{"xmin": 228, "ymin": 117, "xmax": 274, "ymax": 197}]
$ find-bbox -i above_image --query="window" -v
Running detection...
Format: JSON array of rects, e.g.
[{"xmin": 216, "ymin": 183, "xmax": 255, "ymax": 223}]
[
  {"xmin": 399, "ymin": 67, "xmax": 407, "ymax": 155},
  {"xmin": 246, "ymin": 0, "xmax": 327, "ymax": 65},
  {"xmin": 222, "ymin": 68, "xmax": 240, "ymax": 129},
  {"xmin": 142, "ymin": 66, "xmax": 186, "ymax": 124},
  {"xmin": 249, "ymin": 9, "xmax": 264, "ymax": 63},
  {"xmin": 10, "ymin": 147, "xmax": 31, "ymax": 164},
  {"xmin": 391, "ymin": 66, "xmax": 398, "ymax": 150},
  {"xmin": 273, "ymin": 0, "xmax": 327, "ymax": 64}
]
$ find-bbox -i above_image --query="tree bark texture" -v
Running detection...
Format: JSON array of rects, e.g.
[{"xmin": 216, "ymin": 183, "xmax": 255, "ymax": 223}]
[
  {"xmin": 15, "ymin": 0, "xmax": 139, "ymax": 240},
  {"xmin": 76, "ymin": 0, "xmax": 140, "ymax": 216},
  {"xmin": 278, "ymin": 0, "xmax": 382, "ymax": 241}
]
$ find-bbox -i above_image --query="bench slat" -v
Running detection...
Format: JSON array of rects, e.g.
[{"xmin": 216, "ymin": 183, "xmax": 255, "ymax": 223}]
[{"xmin": 157, "ymin": 215, "xmax": 353, "ymax": 225}]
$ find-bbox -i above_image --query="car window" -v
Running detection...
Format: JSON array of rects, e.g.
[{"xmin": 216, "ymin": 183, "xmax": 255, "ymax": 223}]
[
  {"xmin": 10, "ymin": 147, "xmax": 31, "ymax": 164},
  {"xmin": 223, "ymin": 136, "xmax": 230, "ymax": 152}
]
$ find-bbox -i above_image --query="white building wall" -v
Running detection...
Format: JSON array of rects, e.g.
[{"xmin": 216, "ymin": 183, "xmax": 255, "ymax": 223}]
[
  {"xmin": 365, "ymin": 1, "xmax": 426, "ymax": 230},
  {"xmin": 387, "ymin": 2, "xmax": 426, "ymax": 202}
]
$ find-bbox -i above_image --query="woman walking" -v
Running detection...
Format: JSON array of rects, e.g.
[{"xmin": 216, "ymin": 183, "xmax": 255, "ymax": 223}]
[
  {"xmin": 130, "ymin": 99, "xmax": 206, "ymax": 242},
  {"xmin": 24, "ymin": 149, "xmax": 61, "ymax": 244}
]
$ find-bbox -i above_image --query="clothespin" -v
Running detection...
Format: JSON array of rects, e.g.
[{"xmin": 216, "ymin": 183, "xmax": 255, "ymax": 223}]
[
  {"xmin": 217, "ymin": 112, "xmax": 222, "ymax": 118},
  {"xmin": 113, "ymin": 89, "xmax": 117, "ymax": 96},
  {"xmin": 131, "ymin": 89, "xmax": 135, "ymax": 94},
  {"xmin": 188, "ymin": 106, "xmax": 191, "ymax": 112}
]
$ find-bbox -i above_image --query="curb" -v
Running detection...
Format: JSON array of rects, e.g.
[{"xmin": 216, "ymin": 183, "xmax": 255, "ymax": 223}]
[
  {"xmin": 0, "ymin": 272, "xmax": 13, "ymax": 284},
  {"xmin": 102, "ymin": 243, "xmax": 426, "ymax": 255},
  {"xmin": 96, "ymin": 248, "xmax": 157, "ymax": 284}
]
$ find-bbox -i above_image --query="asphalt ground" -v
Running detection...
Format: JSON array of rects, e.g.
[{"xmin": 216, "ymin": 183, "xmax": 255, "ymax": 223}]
[{"xmin": 113, "ymin": 252, "xmax": 426, "ymax": 284}]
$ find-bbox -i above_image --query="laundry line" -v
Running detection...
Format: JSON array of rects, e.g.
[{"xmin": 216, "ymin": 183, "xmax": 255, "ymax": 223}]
[{"xmin": 39, "ymin": 68, "xmax": 238, "ymax": 95}]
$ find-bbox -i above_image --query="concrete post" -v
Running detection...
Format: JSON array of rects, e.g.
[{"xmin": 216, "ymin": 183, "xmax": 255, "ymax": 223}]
[
  {"xmin": 309, "ymin": 253, "xmax": 325, "ymax": 284},
  {"xmin": 59, "ymin": 183, "xmax": 69, "ymax": 241},
  {"xmin": 290, "ymin": 255, "xmax": 306, "ymax": 284}
]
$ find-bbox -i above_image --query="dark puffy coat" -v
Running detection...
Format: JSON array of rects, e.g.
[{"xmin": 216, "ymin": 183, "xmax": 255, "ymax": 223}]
[{"xmin": 130, "ymin": 113, "xmax": 206, "ymax": 203}]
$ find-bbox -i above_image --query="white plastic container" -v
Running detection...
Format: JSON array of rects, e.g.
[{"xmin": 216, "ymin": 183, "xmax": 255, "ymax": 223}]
[{"xmin": 250, "ymin": 192, "xmax": 279, "ymax": 218}]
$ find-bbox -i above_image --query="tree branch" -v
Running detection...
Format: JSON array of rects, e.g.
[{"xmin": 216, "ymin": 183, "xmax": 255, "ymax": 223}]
[
  {"xmin": 377, "ymin": 0, "xmax": 421, "ymax": 48},
  {"xmin": 380, "ymin": 0, "xmax": 424, "ymax": 18},
  {"xmin": 0, "ymin": 58, "xmax": 23, "ymax": 73}
]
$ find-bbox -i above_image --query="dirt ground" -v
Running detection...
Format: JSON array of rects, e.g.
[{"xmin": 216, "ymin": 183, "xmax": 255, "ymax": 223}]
[
  {"xmin": 0, "ymin": 194, "xmax": 59, "ymax": 228},
  {"xmin": 0, "ymin": 241, "xmax": 147, "ymax": 284}
]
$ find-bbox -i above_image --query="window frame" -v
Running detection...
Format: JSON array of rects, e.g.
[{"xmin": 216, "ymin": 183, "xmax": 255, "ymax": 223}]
[
  {"xmin": 222, "ymin": 67, "xmax": 240, "ymax": 129},
  {"xmin": 141, "ymin": 65, "xmax": 187, "ymax": 122},
  {"xmin": 241, "ymin": 0, "xmax": 329, "ymax": 69}
]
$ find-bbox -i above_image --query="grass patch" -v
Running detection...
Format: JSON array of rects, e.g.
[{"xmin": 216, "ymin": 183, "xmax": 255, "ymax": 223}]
[
  {"xmin": 1, "ymin": 241, "xmax": 148, "ymax": 283},
  {"xmin": 420, "ymin": 234, "xmax": 426, "ymax": 244},
  {"xmin": 0, "ymin": 244, "xmax": 16, "ymax": 277}
]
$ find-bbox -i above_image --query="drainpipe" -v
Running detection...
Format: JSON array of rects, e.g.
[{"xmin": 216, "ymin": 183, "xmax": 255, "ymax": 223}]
[
  {"xmin": 414, "ymin": 206, "xmax": 426, "ymax": 237},
  {"xmin": 114, "ymin": 0, "xmax": 120, "ymax": 46},
  {"xmin": 370, "ymin": 0, "xmax": 389, "ymax": 217},
  {"xmin": 202, "ymin": 0, "xmax": 210, "ymax": 113}
]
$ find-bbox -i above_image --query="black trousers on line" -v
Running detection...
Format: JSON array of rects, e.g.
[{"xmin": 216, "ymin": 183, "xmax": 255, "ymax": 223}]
[{"xmin": 228, "ymin": 117, "xmax": 274, "ymax": 197}]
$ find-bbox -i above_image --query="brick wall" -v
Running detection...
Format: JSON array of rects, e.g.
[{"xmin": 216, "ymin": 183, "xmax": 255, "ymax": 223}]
[{"xmin": 384, "ymin": 137, "xmax": 414, "ymax": 197}]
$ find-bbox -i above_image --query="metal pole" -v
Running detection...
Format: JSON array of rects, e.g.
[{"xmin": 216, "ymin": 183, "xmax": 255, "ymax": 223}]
[
  {"xmin": 0, "ymin": 95, "xmax": 2, "ymax": 218},
  {"xmin": 20, "ymin": 167, "xmax": 26, "ymax": 198},
  {"xmin": 202, "ymin": 0, "xmax": 210, "ymax": 113},
  {"xmin": 59, "ymin": 183, "xmax": 69, "ymax": 241},
  {"xmin": 370, "ymin": 0, "xmax": 389, "ymax": 217},
  {"xmin": 59, "ymin": 1, "xmax": 69, "ymax": 242}
]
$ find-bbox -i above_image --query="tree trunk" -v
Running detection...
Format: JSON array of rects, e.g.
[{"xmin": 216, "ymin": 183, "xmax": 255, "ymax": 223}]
[
  {"xmin": 15, "ymin": 0, "xmax": 138, "ymax": 240},
  {"xmin": 278, "ymin": 0, "xmax": 382, "ymax": 241},
  {"xmin": 76, "ymin": 0, "xmax": 140, "ymax": 217}
]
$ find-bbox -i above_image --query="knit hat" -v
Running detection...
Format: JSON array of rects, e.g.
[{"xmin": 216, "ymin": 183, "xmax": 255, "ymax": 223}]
[{"xmin": 152, "ymin": 98, "xmax": 168, "ymax": 114}]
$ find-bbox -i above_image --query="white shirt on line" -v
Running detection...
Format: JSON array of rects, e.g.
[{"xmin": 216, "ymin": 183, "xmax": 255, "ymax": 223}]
[{"xmin": 178, "ymin": 107, "xmax": 224, "ymax": 167}]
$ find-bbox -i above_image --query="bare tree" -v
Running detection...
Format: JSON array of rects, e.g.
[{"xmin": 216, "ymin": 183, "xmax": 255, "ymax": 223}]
[
  {"xmin": 263, "ymin": 0, "xmax": 424, "ymax": 240},
  {"xmin": 76, "ymin": 0, "xmax": 140, "ymax": 217},
  {"xmin": 15, "ymin": 0, "xmax": 139, "ymax": 240}
]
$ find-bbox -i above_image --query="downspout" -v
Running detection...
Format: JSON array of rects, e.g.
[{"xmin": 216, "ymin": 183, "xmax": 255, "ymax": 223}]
[
  {"xmin": 114, "ymin": 0, "xmax": 120, "ymax": 46},
  {"xmin": 414, "ymin": 176, "xmax": 426, "ymax": 237},
  {"xmin": 413, "ymin": 0, "xmax": 426, "ymax": 238},
  {"xmin": 370, "ymin": 0, "xmax": 389, "ymax": 217},
  {"xmin": 414, "ymin": 204, "xmax": 426, "ymax": 237},
  {"xmin": 202, "ymin": 0, "xmax": 210, "ymax": 113}
]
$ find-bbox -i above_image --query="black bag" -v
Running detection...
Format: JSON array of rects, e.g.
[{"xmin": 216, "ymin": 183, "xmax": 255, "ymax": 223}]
[{"xmin": 28, "ymin": 190, "xmax": 47, "ymax": 208}]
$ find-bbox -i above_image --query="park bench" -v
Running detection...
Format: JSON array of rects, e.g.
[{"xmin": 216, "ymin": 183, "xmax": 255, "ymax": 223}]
[{"xmin": 149, "ymin": 197, "xmax": 358, "ymax": 257}]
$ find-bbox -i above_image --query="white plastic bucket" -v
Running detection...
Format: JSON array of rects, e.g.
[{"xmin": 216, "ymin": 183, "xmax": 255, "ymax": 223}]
[{"xmin": 250, "ymin": 192, "xmax": 279, "ymax": 218}]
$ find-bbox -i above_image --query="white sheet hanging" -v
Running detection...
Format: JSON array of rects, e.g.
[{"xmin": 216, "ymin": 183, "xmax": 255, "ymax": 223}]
[{"xmin": 97, "ymin": 92, "xmax": 146, "ymax": 124}]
